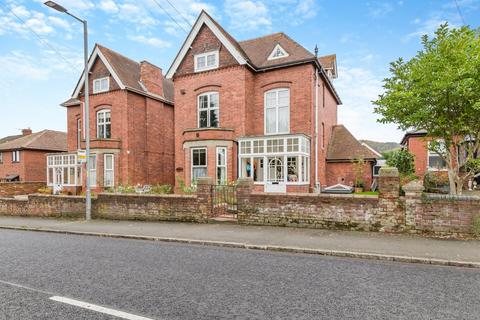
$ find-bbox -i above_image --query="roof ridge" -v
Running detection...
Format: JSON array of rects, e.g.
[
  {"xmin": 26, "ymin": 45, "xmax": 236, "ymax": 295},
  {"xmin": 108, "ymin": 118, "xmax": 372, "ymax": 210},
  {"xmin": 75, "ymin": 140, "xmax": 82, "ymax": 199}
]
[
  {"xmin": 96, "ymin": 43, "xmax": 140, "ymax": 66},
  {"xmin": 239, "ymin": 32, "xmax": 285, "ymax": 43}
]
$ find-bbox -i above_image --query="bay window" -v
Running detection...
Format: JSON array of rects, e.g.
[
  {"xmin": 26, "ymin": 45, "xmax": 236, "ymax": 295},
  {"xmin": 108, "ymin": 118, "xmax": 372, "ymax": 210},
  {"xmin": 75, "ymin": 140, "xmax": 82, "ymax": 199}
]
[
  {"xmin": 198, "ymin": 92, "xmax": 219, "ymax": 128},
  {"xmin": 265, "ymin": 88, "xmax": 290, "ymax": 134},
  {"xmin": 216, "ymin": 147, "xmax": 227, "ymax": 184},
  {"xmin": 192, "ymin": 148, "xmax": 207, "ymax": 181},
  {"xmin": 104, "ymin": 154, "xmax": 114, "ymax": 187},
  {"xmin": 46, "ymin": 153, "xmax": 80, "ymax": 187},
  {"xmin": 88, "ymin": 154, "xmax": 97, "ymax": 187}
]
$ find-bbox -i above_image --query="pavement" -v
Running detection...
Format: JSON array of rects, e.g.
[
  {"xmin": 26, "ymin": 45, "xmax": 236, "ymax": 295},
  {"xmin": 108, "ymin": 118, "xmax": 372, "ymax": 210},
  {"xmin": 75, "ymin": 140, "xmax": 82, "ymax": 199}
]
[
  {"xmin": 0, "ymin": 216, "xmax": 479, "ymax": 268},
  {"xmin": 0, "ymin": 229, "xmax": 479, "ymax": 319}
]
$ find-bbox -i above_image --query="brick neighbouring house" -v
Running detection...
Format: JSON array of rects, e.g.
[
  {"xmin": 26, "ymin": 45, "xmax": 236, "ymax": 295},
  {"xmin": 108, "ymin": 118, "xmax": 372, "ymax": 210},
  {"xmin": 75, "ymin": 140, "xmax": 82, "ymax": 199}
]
[
  {"xmin": 167, "ymin": 10, "xmax": 378, "ymax": 193},
  {"xmin": 400, "ymin": 130, "xmax": 480, "ymax": 187},
  {"xmin": 49, "ymin": 44, "xmax": 175, "ymax": 193},
  {"xmin": 0, "ymin": 129, "xmax": 67, "ymax": 182}
]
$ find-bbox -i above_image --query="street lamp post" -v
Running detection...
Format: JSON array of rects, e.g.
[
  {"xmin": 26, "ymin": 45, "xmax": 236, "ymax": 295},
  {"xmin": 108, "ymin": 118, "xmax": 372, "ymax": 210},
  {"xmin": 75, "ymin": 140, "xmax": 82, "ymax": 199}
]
[{"xmin": 44, "ymin": 1, "xmax": 91, "ymax": 220}]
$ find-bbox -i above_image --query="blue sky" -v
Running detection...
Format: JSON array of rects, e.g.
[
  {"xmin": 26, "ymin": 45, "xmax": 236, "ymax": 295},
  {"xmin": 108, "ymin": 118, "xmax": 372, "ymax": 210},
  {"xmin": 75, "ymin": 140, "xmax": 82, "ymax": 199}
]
[{"xmin": 0, "ymin": 0, "xmax": 479, "ymax": 142}]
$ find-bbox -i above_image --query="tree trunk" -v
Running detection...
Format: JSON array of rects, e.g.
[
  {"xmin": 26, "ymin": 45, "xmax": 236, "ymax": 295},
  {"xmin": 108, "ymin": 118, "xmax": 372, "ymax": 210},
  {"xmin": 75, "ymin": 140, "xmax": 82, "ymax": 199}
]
[{"xmin": 447, "ymin": 169, "xmax": 458, "ymax": 195}]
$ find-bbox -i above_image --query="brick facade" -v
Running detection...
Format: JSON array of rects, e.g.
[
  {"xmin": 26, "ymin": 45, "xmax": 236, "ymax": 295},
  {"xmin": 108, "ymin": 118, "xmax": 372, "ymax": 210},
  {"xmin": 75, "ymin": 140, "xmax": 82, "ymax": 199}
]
[
  {"xmin": 61, "ymin": 52, "xmax": 174, "ymax": 192},
  {"xmin": 172, "ymin": 21, "xmax": 340, "ymax": 192}
]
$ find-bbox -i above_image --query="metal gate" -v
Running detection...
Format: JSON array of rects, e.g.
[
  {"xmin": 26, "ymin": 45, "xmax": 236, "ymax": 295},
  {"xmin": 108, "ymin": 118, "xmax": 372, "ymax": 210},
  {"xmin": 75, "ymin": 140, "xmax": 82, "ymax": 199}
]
[{"xmin": 211, "ymin": 184, "xmax": 237, "ymax": 217}]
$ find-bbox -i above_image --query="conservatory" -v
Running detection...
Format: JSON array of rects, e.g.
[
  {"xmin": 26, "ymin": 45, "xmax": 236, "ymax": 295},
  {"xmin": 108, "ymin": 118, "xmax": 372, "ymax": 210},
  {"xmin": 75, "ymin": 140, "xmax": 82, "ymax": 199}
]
[
  {"xmin": 238, "ymin": 134, "xmax": 310, "ymax": 192},
  {"xmin": 46, "ymin": 153, "xmax": 82, "ymax": 188}
]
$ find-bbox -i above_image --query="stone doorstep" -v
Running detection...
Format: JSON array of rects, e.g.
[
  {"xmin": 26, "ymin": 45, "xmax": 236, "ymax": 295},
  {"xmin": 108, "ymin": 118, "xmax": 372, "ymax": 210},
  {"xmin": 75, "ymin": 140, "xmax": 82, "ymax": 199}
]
[{"xmin": 0, "ymin": 225, "xmax": 479, "ymax": 269}]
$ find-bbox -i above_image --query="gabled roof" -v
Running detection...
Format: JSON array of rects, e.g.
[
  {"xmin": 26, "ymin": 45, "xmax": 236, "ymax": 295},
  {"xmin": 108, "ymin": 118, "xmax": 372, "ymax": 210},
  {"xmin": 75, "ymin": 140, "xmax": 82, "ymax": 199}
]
[
  {"xmin": 327, "ymin": 125, "xmax": 379, "ymax": 161},
  {"xmin": 318, "ymin": 54, "xmax": 337, "ymax": 79},
  {"xmin": 165, "ymin": 11, "xmax": 342, "ymax": 104},
  {"xmin": 238, "ymin": 32, "xmax": 315, "ymax": 69},
  {"xmin": 67, "ymin": 44, "xmax": 173, "ymax": 105},
  {"xmin": 0, "ymin": 130, "xmax": 67, "ymax": 152}
]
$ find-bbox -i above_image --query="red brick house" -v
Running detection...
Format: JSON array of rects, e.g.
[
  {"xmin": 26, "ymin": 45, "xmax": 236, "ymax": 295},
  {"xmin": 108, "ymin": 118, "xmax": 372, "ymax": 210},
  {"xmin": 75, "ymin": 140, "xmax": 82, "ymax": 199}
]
[
  {"xmin": 49, "ymin": 44, "xmax": 175, "ymax": 192},
  {"xmin": 400, "ymin": 130, "xmax": 449, "ymax": 178},
  {"xmin": 0, "ymin": 129, "xmax": 67, "ymax": 182},
  {"xmin": 167, "ymin": 11, "xmax": 376, "ymax": 192}
]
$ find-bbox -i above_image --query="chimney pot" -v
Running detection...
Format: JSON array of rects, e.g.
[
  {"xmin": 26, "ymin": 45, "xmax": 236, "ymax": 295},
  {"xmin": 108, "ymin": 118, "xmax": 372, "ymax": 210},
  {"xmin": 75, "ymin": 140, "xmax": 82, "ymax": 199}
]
[{"xmin": 22, "ymin": 128, "xmax": 32, "ymax": 136}]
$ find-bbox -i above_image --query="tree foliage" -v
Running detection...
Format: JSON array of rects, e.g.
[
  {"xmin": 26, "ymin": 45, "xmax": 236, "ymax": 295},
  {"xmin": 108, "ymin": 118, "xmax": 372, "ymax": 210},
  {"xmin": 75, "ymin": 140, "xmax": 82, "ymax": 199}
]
[
  {"xmin": 373, "ymin": 24, "xmax": 480, "ymax": 194},
  {"xmin": 383, "ymin": 149, "xmax": 415, "ymax": 176}
]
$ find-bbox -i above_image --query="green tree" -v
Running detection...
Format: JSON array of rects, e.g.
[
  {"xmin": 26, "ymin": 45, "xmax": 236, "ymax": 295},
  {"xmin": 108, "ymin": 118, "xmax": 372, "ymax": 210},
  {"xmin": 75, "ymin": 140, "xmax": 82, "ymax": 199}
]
[
  {"xmin": 383, "ymin": 149, "xmax": 415, "ymax": 176},
  {"xmin": 374, "ymin": 24, "xmax": 480, "ymax": 195}
]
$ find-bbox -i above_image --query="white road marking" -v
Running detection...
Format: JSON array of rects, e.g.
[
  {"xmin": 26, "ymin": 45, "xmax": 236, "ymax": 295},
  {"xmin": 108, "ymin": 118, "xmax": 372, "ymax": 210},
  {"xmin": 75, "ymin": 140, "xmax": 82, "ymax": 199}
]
[
  {"xmin": 49, "ymin": 296, "xmax": 155, "ymax": 320},
  {"xmin": 0, "ymin": 279, "xmax": 53, "ymax": 295}
]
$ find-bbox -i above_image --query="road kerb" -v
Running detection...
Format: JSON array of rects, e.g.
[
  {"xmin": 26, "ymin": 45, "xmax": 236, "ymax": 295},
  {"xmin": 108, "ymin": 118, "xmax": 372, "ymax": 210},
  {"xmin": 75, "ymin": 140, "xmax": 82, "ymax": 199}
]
[{"xmin": 1, "ymin": 225, "xmax": 479, "ymax": 269}]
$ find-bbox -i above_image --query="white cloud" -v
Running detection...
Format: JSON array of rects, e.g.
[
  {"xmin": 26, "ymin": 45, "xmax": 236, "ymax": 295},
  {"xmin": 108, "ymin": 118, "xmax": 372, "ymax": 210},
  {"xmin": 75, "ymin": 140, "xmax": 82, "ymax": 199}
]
[
  {"xmin": 335, "ymin": 66, "xmax": 403, "ymax": 142},
  {"xmin": 402, "ymin": 14, "xmax": 460, "ymax": 43},
  {"xmin": 0, "ymin": 51, "xmax": 51, "ymax": 81},
  {"xmin": 224, "ymin": 0, "xmax": 271, "ymax": 31},
  {"xmin": 98, "ymin": 0, "xmax": 119, "ymax": 13},
  {"xmin": 0, "ymin": 4, "xmax": 72, "ymax": 37},
  {"xmin": 127, "ymin": 35, "xmax": 171, "ymax": 48}
]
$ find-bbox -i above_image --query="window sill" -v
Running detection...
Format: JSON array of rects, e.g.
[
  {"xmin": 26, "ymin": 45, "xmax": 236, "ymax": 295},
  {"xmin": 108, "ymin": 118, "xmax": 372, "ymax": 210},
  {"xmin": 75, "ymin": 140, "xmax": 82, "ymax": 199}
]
[{"xmin": 427, "ymin": 168, "xmax": 448, "ymax": 172}]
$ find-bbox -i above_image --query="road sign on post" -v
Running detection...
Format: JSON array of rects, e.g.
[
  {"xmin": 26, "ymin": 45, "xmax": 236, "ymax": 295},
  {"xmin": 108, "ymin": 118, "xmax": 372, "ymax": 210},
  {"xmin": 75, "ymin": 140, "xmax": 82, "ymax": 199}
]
[{"xmin": 77, "ymin": 150, "xmax": 86, "ymax": 164}]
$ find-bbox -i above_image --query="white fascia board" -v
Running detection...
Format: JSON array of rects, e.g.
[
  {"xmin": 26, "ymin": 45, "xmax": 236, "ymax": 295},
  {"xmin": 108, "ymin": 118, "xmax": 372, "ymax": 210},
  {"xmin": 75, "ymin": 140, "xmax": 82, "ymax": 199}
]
[
  {"xmin": 72, "ymin": 46, "xmax": 125, "ymax": 98},
  {"xmin": 166, "ymin": 12, "xmax": 247, "ymax": 79}
]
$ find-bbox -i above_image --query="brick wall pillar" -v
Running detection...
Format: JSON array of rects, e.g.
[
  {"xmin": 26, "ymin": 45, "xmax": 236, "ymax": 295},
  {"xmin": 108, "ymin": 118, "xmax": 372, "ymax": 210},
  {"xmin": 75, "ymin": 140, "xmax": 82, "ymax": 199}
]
[
  {"xmin": 402, "ymin": 180, "xmax": 424, "ymax": 230},
  {"xmin": 196, "ymin": 177, "xmax": 212, "ymax": 220},
  {"xmin": 237, "ymin": 178, "xmax": 253, "ymax": 212},
  {"xmin": 377, "ymin": 167, "xmax": 403, "ymax": 231}
]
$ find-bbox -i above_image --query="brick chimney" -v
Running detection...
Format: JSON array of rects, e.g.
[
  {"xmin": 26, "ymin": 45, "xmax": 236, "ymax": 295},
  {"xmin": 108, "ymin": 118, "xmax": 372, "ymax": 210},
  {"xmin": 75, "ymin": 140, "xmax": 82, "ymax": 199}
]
[
  {"xmin": 140, "ymin": 61, "xmax": 163, "ymax": 97},
  {"xmin": 22, "ymin": 128, "xmax": 32, "ymax": 136}
]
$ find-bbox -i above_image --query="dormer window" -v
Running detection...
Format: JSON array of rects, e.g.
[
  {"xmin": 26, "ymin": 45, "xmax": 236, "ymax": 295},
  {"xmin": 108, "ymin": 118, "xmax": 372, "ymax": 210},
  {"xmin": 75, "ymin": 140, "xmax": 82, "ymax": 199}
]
[
  {"xmin": 268, "ymin": 44, "xmax": 289, "ymax": 60},
  {"xmin": 194, "ymin": 51, "xmax": 219, "ymax": 72},
  {"xmin": 93, "ymin": 77, "xmax": 109, "ymax": 93}
]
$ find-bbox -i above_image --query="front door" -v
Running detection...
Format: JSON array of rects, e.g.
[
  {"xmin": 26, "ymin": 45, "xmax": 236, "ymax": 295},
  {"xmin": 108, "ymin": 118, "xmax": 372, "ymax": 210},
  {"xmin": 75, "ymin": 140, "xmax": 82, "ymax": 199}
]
[
  {"xmin": 53, "ymin": 168, "xmax": 63, "ymax": 194},
  {"xmin": 265, "ymin": 157, "xmax": 286, "ymax": 193}
]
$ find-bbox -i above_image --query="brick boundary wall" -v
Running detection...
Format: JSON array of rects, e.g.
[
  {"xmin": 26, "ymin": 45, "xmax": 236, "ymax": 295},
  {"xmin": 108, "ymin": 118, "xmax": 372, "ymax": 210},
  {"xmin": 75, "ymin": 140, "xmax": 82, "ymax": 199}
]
[
  {"xmin": 0, "ymin": 171, "xmax": 479, "ymax": 235},
  {"xmin": 0, "ymin": 182, "xmax": 46, "ymax": 197}
]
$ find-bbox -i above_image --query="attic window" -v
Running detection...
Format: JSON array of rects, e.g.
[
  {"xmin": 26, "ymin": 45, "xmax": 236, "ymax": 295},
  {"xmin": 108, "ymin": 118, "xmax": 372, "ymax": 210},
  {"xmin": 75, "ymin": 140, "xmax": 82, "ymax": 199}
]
[
  {"xmin": 268, "ymin": 44, "xmax": 289, "ymax": 60},
  {"xmin": 93, "ymin": 77, "xmax": 109, "ymax": 93},
  {"xmin": 194, "ymin": 51, "xmax": 219, "ymax": 72}
]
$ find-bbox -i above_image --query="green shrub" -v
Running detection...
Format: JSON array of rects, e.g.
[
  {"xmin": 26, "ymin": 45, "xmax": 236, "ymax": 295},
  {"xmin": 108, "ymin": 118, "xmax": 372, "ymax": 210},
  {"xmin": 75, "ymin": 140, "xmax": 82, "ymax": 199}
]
[
  {"xmin": 423, "ymin": 172, "xmax": 450, "ymax": 193},
  {"xmin": 383, "ymin": 149, "xmax": 415, "ymax": 175},
  {"xmin": 473, "ymin": 214, "xmax": 480, "ymax": 236}
]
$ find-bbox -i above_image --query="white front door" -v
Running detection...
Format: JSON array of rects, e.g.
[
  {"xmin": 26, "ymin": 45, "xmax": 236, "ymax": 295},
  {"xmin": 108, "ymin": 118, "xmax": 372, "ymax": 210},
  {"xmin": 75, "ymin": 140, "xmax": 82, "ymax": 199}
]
[
  {"xmin": 53, "ymin": 168, "xmax": 63, "ymax": 194},
  {"xmin": 264, "ymin": 157, "xmax": 286, "ymax": 193}
]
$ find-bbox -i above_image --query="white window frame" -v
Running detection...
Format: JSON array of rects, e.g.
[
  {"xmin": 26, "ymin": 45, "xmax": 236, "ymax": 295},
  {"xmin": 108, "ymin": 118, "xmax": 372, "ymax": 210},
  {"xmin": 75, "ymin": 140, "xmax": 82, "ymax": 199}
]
[
  {"xmin": 194, "ymin": 50, "xmax": 219, "ymax": 72},
  {"xmin": 197, "ymin": 92, "xmax": 220, "ymax": 128},
  {"xmin": 264, "ymin": 88, "xmax": 290, "ymax": 135},
  {"xmin": 216, "ymin": 147, "xmax": 227, "ymax": 184},
  {"xmin": 88, "ymin": 154, "xmax": 97, "ymax": 187},
  {"xmin": 93, "ymin": 77, "xmax": 109, "ymax": 94},
  {"xmin": 104, "ymin": 154, "xmax": 114, "ymax": 188},
  {"xmin": 427, "ymin": 140, "xmax": 448, "ymax": 171},
  {"xmin": 238, "ymin": 135, "xmax": 310, "ymax": 185},
  {"xmin": 12, "ymin": 150, "xmax": 20, "ymax": 163},
  {"xmin": 191, "ymin": 147, "xmax": 207, "ymax": 183},
  {"xmin": 96, "ymin": 109, "xmax": 111, "ymax": 139},
  {"xmin": 267, "ymin": 44, "xmax": 289, "ymax": 60},
  {"xmin": 46, "ymin": 153, "xmax": 81, "ymax": 187},
  {"xmin": 77, "ymin": 118, "xmax": 82, "ymax": 150}
]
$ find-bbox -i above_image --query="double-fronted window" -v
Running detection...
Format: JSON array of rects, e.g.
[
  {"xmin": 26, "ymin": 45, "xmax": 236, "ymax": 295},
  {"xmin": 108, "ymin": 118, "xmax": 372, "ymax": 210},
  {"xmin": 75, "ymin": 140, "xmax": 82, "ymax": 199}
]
[
  {"xmin": 93, "ymin": 77, "xmax": 109, "ymax": 93},
  {"xmin": 198, "ymin": 92, "xmax": 219, "ymax": 128},
  {"xmin": 265, "ymin": 88, "xmax": 290, "ymax": 134},
  {"xmin": 97, "ymin": 109, "xmax": 111, "ymax": 139},
  {"xmin": 12, "ymin": 150, "xmax": 20, "ymax": 163},
  {"xmin": 194, "ymin": 51, "xmax": 219, "ymax": 72}
]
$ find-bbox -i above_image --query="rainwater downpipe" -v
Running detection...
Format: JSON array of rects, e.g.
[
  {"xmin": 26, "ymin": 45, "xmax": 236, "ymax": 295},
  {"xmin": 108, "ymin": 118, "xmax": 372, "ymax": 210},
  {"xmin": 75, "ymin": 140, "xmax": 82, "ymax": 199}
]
[{"xmin": 314, "ymin": 68, "xmax": 320, "ymax": 192}]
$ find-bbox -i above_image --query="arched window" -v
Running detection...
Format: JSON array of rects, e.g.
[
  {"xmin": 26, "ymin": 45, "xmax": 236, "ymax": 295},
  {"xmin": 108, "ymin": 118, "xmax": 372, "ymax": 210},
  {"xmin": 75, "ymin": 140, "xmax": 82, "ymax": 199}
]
[
  {"xmin": 267, "ymin": 157, "xmax": 283, "ymax": 182},
  {"xmin": 264, "ymin": 88, "xmax": 289, "ymax": 134},
  {"xmin": 198, "ymin": 92, "xmax": 219, "ymax": 128},
  {"xmin": 97, "ymin": 109, "xmax": 111, "ymax": 139}
]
